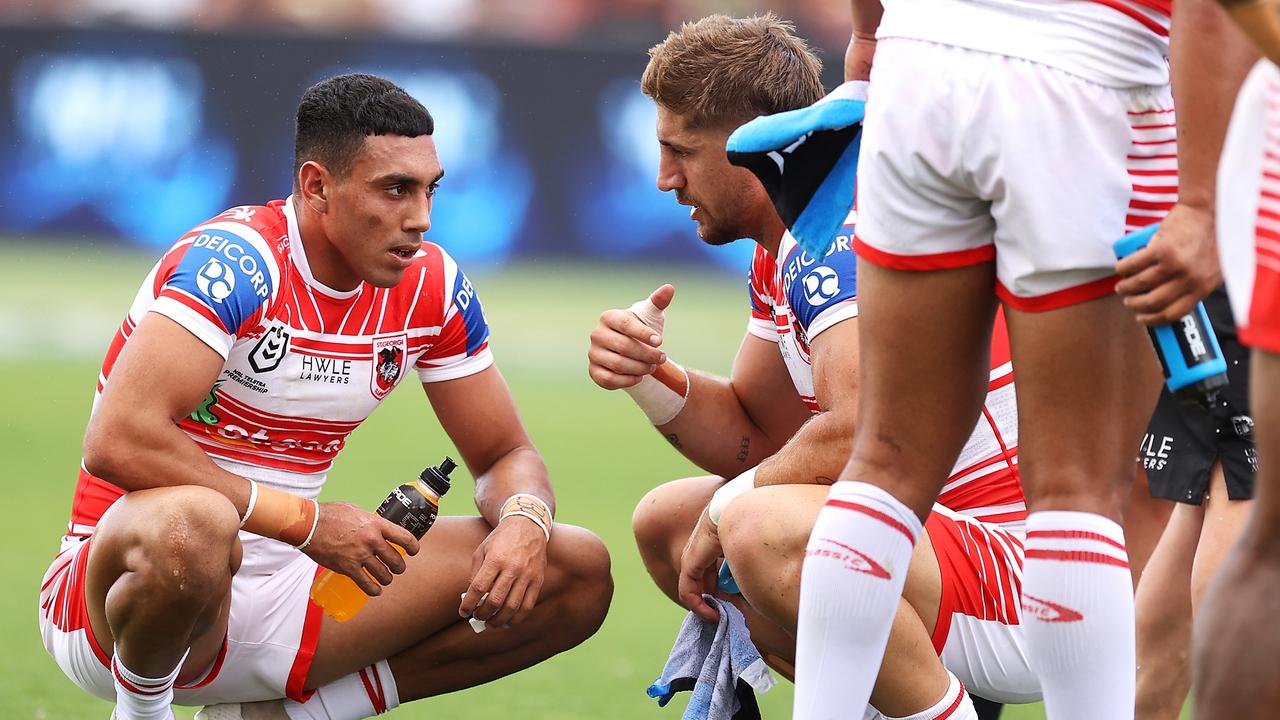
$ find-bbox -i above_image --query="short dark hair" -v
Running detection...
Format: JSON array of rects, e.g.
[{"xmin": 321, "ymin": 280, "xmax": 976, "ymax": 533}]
[
  {"xmin": 293, "ymin": 73, "xmax": 435, "ymax": 182},
  {"xmin": 642, "ymin": 14, "xmax": 824, "ymax": 128}
]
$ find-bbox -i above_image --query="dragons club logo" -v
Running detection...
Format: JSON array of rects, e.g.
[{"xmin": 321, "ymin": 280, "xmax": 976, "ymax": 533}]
[{"xmin": 371, "ymin": 334, "xmax": 407, "ymax": 399}]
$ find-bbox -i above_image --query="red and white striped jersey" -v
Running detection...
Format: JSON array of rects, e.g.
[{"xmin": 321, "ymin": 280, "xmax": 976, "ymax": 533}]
[
  {"xmin": 67, "ymin": 197, "xmax": 492, "ymax": 539},
  {"xmin": 748, "ymin": 228, "xmax": 1026, "ymax": 529},
  {"xmin": 877, "ymin": 0, "xmax": 1172, "ymax": 88}
]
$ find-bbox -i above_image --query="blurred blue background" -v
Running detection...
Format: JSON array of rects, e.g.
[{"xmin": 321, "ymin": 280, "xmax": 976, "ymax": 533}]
[{"xmin": 0, "ymin": 0, "xmax": 847, "ymax": 270}]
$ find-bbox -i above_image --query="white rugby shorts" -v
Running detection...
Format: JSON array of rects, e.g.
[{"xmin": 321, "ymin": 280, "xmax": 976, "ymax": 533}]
[
  {"xmin": 855, "ymin": 38, "xmax": 1177, "ymax": 311},
  {"xmin": 1218, "ymin": 59, "xmax": 1280, "ymax": 354},
  {"xmin": 925, "ymin": 506, "xmax": 1040, "ymax": 704},
  {"xmin": 38, "ymin": 533, "xmax": 325, "ymax": 705}
]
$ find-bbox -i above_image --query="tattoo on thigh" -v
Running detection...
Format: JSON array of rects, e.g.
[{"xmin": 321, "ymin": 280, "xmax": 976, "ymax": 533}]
[
  {"xmin": 665, "ymin": 433, "xmax": 682, "ymax": 449},
  {"xmin": 737, "ymin": 436, "xmax": 750, "ymax": 463}
]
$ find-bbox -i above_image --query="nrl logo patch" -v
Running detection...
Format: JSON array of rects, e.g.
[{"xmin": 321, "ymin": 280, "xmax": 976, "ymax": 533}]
[
  {"xmin": 371, "ymin": 333, "xmax": 407, "ymax": 400},
  {"xmin": 249, "ymin": 325, "xmax": 290, "ymax": 373}
]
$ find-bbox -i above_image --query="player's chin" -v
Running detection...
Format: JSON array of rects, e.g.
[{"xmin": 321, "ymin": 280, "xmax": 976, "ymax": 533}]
[{"xmin": 365, "ymin": 262, "xmax": 411, "ymax": 288}]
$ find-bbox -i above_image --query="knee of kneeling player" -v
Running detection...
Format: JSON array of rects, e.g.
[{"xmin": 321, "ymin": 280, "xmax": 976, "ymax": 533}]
[
  {"xmin": 719, "ymin": 495, "xmax": 801, "ymax": 586},
  {"xmin": 632, "ymin": 488, "xmax": 680, "ymax": 560},
  {"xmin": 550, "ymin": 526, "xmax": 613, "ymax": 639}
]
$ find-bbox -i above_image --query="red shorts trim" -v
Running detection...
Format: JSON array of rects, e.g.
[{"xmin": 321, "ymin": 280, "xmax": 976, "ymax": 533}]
[
  {"xmin": 995, "ymin": 275, "xmax": 1119, "ymax": 313},
  {"xmin": 285, "ymin": 567, "xmax": 326, "ymax": 703},
  {"xmin": 41, "ymin": 538, "xmax": 112, "ymax": 669},
  {"xmin": 853, "ymin": 236, "xmax": 995, "ymax": 271}
]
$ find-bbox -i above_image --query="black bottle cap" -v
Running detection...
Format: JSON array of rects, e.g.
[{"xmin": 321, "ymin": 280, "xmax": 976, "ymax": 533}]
[{"xmin": 419, "ymin": 456, "xmax": 455, "ymax": 496}]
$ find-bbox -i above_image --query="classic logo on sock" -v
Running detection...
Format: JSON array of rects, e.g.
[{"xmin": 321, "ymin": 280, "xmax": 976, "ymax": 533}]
[
  {"xmin": 1021, "ymin": 594, "xmax": 1084, "ymax": 623},
  {"xmin": 805, "ymin": 537, "xmax": 891, "ymax": 580}
]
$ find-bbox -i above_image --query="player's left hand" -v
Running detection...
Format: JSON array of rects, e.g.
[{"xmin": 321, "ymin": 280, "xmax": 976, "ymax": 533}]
[
  {"xmin": 1115, "ymin": 203, "xmax": 1221, "ymax": 325},
  {"xmin": 459, "ymin": 517, "xmax": 548, "ymax": 629},
  {"xmin": 677, "ymin": 508, "xmax": 723, "ymax": 623}
]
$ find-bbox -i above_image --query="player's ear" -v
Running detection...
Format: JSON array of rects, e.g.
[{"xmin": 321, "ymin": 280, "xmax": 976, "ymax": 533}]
[{"xmin": 298, "ymin": 160, "xmax": 330, "ymax": 214}]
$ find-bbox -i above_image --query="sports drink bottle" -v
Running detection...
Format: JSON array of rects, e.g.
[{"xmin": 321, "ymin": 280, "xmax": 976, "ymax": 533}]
[
  {"xmin": 1114, "ymin": 224, "xmax": 1228, "ymax": 405},
  {"xmin": 310, "ymin": 457, "xmax": 455, "ymax": 621}
]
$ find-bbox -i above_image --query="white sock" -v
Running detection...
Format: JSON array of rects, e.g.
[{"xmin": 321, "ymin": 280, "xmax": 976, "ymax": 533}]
[
  {"xmin": 881, "ymin": 671, "xmax": 978, "ymax": 720},
  {"xmin": 111, "ymin": 647, "xmax": 187, "ymax": 720},
  {"xmin": 284, "ymin": 660, "xmax": 399, "ymax": 720},
  {"xmin": 794, "ymin": 481, "xmax": 923, "ymax": 720},
  {"xmin": 1022, "ymin": 510, "xmax": 1135, "ymax": 719}
]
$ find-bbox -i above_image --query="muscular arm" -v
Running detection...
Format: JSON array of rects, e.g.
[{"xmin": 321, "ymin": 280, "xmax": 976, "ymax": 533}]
[
  {"xmin": 82, "ymin": 312, "xmax": 252, "ymax": 510},
  {"xmin": 753, "ymin": 318, "xmax": 859, "ymax": 487},
  {"xmin": 422, "ymin": 364, "xmax": 551, "ymax": 523},
  {"xmin": 656, "ymin": 333, "xmax": 811, "ymax": 479}
]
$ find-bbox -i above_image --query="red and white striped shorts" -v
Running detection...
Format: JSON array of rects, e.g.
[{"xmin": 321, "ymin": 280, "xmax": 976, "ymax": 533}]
[
  {"xmin": 38, "ymin": 533, "xmax": 325, "ymax": 705},
  {"xmin": 926, "ymin": 506, "xmax": 1040, "ymax": 704},
  {"xmin": 855, "ymin": 38, "xmax": 1176, "ymax": 312}
]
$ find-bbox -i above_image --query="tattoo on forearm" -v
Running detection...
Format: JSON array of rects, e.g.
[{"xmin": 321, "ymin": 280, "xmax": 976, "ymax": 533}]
[
  {"xmin": 737, "ymin": 436, "xmax": 750, "ymax": 463},
  {"xmin": 665, "ymin": 433, "xmax": 682, "ymax": 449}
]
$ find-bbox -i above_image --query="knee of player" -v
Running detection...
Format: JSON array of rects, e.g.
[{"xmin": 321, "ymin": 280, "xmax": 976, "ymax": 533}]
[
  {"xmin": 129, "ymin": 487, "xmax": 240, "ymax": 588},
  {"xmin": 719, "ymin": 493, "xmax": 795, "ymax": 563},
  {"xmin": 632, "ymin": 487, "xmax": 678, "ymax": 556},
  {"xmin": 549, "ymin": 525, "xmax": 613, "ymax": 633}
]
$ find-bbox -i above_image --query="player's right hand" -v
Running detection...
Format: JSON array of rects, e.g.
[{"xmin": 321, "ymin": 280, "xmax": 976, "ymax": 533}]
[
  {"xmin": 304, "ymin": 501, "xmax": 420, "ymax": 597},
  {"xmin": 587, "ymin": 284, "xmax": 674, "ymax": 390}
]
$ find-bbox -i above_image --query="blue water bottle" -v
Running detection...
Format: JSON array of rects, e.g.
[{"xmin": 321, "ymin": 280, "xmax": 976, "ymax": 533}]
[{"xmin": 1114, "ymin": 224, "xmax": 1229, "ymax": 405}]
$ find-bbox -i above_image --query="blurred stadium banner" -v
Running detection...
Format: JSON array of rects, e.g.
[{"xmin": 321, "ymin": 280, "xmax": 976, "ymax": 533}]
[{"xmin": 0, "ymin": 25, "xmax": 762, "ymax": 270}]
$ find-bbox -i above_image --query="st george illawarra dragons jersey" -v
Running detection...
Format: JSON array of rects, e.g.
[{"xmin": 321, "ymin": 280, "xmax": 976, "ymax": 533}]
[{"xmin": 66, "ymin": 197, "xmax": 492, "ymax": 539}]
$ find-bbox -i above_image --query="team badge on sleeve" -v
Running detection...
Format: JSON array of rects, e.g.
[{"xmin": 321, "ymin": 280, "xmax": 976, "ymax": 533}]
[{"xmin": 371, "ymin": 334, "xmax": 407, "ymax": 399}]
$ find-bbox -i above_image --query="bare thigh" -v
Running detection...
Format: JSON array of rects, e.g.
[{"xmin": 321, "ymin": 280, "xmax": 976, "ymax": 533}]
[{"xmin": 1005, "ymin": 298, "xmax": 1162, "ymax": 519}]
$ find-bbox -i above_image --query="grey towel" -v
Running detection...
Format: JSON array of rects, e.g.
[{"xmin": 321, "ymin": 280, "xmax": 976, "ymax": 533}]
[{"xmin": 646, "ymin": 595, "xmax": 776, "ymax": 720}]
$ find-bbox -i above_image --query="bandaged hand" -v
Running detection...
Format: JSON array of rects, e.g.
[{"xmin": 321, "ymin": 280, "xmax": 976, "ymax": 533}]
[{"xmin": 588, "ymin": 284, "xmax": 690, "ymax": 424}]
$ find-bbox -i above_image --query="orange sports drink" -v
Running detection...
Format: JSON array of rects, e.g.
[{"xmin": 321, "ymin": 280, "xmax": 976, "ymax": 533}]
[{"xmin": 310, "ymin": 457, "xmax": 455, "ymax": 621}]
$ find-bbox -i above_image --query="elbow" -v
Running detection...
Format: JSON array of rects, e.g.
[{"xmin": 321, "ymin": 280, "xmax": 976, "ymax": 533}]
[{"xmin": 82, "ymin": 413, "xmax": 134, "ymax": 486}]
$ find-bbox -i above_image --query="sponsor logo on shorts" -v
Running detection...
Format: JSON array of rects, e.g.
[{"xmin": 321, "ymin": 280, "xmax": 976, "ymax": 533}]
[
  {"xmin": 1021, "ymin": 594, "xmax": 1083, "ymax": 623},
  {"xmin": 805, "ymin": 537, "xmax": 891, "ymax": 580},
  {"xmin": 1139, "ymin": 432, "xmax": 1174, "ymax": 471}
]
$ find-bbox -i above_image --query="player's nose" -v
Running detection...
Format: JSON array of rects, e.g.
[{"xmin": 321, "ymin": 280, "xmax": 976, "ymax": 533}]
[
  {"xmin": 656, "ymin": 157, "xmax": 684, "ymax": 193},
  {"xmin": 404, "ymin": 195, "xmax": 432, "ymax": 234}
]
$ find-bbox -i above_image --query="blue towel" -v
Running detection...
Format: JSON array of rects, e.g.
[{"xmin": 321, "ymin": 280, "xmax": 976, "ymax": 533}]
[
  {"xmin": 646, "ymin": 595, "xmax": 776, "ymax": 720},
  {"xmin": 726, "ymin": 81, "xmax": 867, "ymax": 259}
]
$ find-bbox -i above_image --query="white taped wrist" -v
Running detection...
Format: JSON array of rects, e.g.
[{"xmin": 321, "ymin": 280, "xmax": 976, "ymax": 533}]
[
  {"xmin": 624, "ymin": 361, "xmax": 689, "ymax": 425},
  {"xmin": 708, "ymin": 467, "xmax": 757, "ymax": 526}
]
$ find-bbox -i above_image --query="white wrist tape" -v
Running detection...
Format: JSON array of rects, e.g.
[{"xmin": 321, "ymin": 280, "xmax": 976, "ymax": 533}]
[
  {"xmin": 295, "ymin": 499, "xmax": 320, "ymax": 551},
  {"xmin": 499, "ymin": 493, "xmax": 553, "ymax": 541},
  {"xmin": 708, "ymin": 467, "xmax": 758, "ymax": 527},
  {"xmin": 623, "ymin": 361, "xmax": 689, "ymax": 425},
  {"xmin": 239, "ymin": 479, "xmax": 259, "ymax": 529}
]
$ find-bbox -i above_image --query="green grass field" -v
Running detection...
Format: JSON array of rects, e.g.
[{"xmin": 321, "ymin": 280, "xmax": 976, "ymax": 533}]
[{"xmin": 0, "ymin": 243, "xmax": 1060, "ymax": 719}]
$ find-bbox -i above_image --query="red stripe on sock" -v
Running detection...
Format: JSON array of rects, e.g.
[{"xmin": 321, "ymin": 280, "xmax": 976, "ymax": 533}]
[
  {"xmin": 937, "ymin": 681, "xmax": 967, "ymax": 719},
  {"xmin": 360, "ymin": 666, "xmax": 388, "ymax": 714},
  {"xmin": 112, "ymin": 663, "xmax": 171, "ymax": 696},
  {"xmin": 1026, "ymin": 529, "xmax": 1125, "ymax": 552},
  {"xmin": 1025, "ymin": 549, "xmax": 1130, "ymax": 568},
  {"xmin": 825, "ymin": 499, "xmax": 916, "ymax": 543}
]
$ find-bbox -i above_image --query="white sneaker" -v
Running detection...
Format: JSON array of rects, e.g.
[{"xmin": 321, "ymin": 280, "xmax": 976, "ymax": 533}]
[{"xmin": 194, "ymin": 700, "xmax": 289, "ymax": 720}]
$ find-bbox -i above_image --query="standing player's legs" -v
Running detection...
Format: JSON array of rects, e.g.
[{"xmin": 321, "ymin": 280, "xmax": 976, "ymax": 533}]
[
  {"xmin": 83, "ymin": 487, "xmax": 243, "ymax": 718},
  {"xmin": 1124, "ymin": 469, "xmax": 1174, "ymax": 588},
  {"xmin": 794, "ymin": 259, "xmax": 999, "ymax": 720},
  {"xmin": 1005, "ymin": 300, "xmax": 1161, "ymax": 718},
  {"xmin": 1193, "ymin": 352, "xmax": 1280, "ymax": 719}
]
